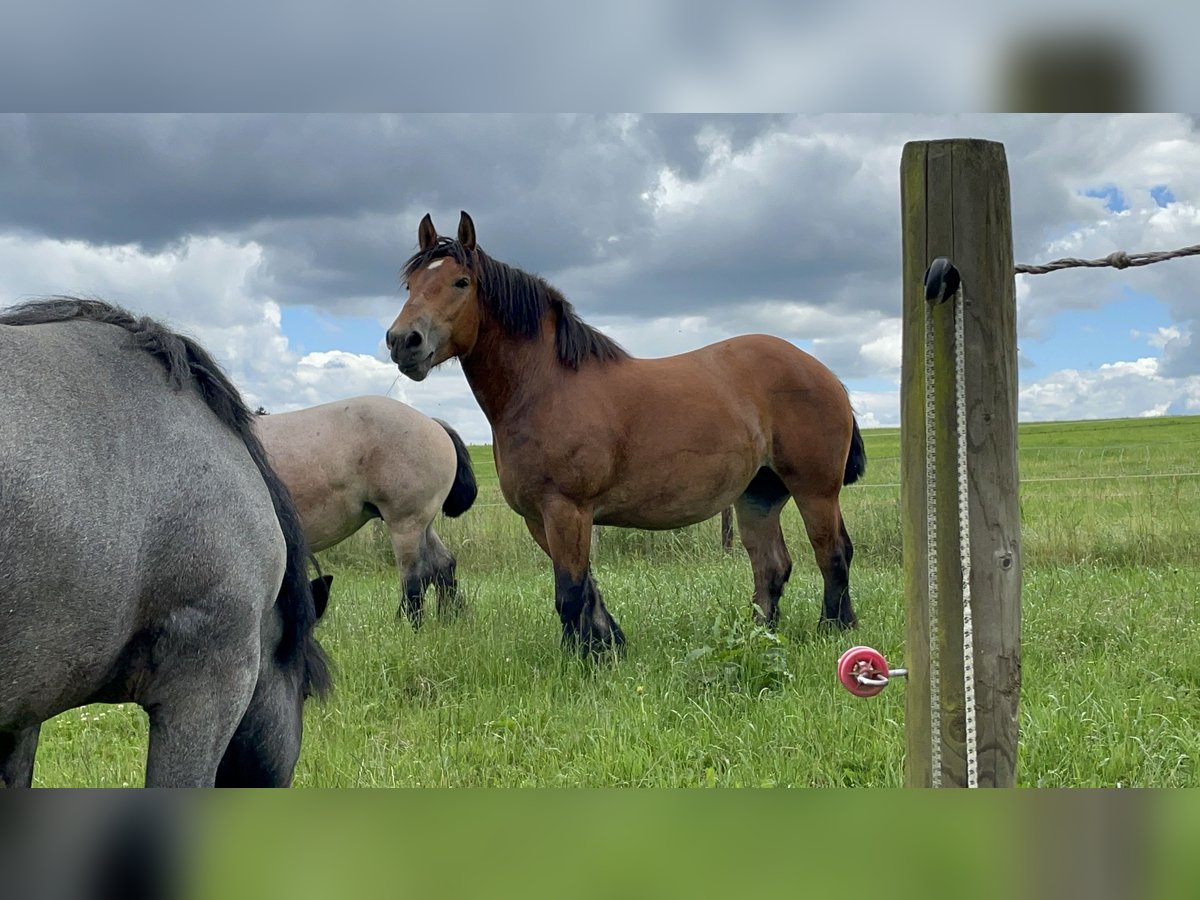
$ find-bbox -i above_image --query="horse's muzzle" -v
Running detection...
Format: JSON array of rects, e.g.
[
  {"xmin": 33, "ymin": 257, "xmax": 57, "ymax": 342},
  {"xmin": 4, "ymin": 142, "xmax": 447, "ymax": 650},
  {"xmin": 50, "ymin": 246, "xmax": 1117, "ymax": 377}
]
[{"xmin": 387, "ymin": 330, "xmax": 433, "ymax": 380}]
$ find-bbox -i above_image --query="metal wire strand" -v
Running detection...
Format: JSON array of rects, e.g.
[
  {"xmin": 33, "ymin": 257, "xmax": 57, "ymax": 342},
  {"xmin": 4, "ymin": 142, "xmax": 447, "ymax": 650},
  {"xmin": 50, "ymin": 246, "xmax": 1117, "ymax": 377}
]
[{"xmin": 1015, "ymin": 244, "xmax": 1200, "ymax": 275}]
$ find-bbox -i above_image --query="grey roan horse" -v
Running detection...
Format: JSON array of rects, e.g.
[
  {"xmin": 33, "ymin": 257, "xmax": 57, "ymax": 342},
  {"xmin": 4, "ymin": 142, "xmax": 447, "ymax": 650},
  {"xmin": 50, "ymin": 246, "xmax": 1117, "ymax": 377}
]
[{"xmin": 0, "ymin": 297, "xmax": 332, "ymax": 787}]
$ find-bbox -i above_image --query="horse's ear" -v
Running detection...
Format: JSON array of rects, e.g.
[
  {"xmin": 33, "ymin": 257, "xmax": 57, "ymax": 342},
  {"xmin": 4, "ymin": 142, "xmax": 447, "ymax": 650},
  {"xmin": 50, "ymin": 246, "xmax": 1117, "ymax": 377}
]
[
  {"xmin": 457, "ymin": 211, "xmax": 476, "ymax": 252},
  {"xmin": 312, "ymin": 574, "xmax": 333, "ymax": 620},
  {"xmin": 418, "ymin": 214, "xmax": 438, "ymax": 252}
]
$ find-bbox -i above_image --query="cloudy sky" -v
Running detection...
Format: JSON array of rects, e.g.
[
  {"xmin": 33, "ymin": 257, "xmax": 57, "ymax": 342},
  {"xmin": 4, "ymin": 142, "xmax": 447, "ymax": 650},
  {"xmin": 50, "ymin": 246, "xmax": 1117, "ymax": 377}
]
[{"xmin": 1, "ymin": 113, "xmax": 1197, "ymax": 442}]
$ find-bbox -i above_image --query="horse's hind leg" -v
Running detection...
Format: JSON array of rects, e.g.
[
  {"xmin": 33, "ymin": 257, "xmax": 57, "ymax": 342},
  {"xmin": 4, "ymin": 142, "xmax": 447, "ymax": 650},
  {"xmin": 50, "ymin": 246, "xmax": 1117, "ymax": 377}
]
[
  {"xmin": 387, "ymin": 518, "xmax": 428, "ymax": 627},
  {"xmin": 0, "ymin": 725, "xmax": 40, "ymax": 787},
  {"xmin": 734, "ymin": 476, "xmax": 793, "ymax": 629},
  {"xmin": 143, "ymin": 611, "xmax": 261, "ymax": 787},
  {"xmin": 792, "ymin": 492, "xmax": 857, "ymax": 630},
  {"xmin": 422, "ymin": 525, "xmax": 463, "ymax": 618}
]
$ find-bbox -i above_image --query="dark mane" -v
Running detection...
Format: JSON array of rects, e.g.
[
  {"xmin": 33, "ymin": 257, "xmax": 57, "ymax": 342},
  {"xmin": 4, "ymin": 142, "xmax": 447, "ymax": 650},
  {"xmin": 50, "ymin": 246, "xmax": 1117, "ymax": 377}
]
[
  {"xmin": 403, "ymin": 238, "xmax": 629, "ymax": 369},
  {"xmin": 0, "ymin": 296, "xmax": 332, "ymax": 699}
]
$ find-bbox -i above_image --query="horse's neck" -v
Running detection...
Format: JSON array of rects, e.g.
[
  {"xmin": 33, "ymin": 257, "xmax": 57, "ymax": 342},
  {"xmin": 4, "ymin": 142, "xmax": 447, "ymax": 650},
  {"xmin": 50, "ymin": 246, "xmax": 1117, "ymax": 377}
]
[{"xmin": 460, "ymin": 314, "xmax": 559, "ymax": 429}]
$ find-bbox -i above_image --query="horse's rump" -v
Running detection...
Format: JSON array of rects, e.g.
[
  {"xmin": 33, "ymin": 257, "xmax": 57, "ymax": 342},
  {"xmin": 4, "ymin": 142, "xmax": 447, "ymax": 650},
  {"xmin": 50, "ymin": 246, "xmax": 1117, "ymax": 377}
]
[{"xmin": 0, "ymin": 299, "xmax": 330, "ymax": 714}]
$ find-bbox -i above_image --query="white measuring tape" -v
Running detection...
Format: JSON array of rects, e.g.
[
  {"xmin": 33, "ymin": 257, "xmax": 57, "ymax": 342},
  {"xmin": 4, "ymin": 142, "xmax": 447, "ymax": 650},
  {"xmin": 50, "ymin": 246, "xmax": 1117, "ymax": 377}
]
[
  {"xmin": 925, "ymin": 277, "xmax": 979, "ymax": 788},
  {"xmin": 955, "ymin": 287, "xmax": 979, "ymax": 789},
  {"xmin": 923, "ymin": 297, "xmax": 943, "ymax": 787}
]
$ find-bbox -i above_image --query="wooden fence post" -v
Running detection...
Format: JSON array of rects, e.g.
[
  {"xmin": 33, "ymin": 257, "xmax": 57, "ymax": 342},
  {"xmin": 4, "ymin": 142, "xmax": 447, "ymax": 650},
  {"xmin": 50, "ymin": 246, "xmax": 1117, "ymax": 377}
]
[{"xmin": 900, "ymin": 139, "xmax": 1022, "ymax": 787}]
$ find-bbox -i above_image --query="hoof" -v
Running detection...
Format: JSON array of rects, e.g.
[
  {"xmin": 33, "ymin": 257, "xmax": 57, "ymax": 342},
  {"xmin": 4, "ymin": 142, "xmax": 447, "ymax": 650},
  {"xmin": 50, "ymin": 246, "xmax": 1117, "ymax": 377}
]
[
  {"xmin": 560, "ymin": 617, "xmax": 580, "ymax": 645},
  {"xmin": 609, "ymin": 618, "xmax": 627, "ymax": 648},
  {"xmin": 438, "ymin": 594, "xmax": 466, "ymax": 619},
  {"xmin": 753, "ymin": 610, "xmax": 780, "ymax": 631},
  {"xmin": 398, "ymin": 605, "xmax": 424, "ymax": 630},
  {"xmin": 435, "ymin": 577, "xmax": 464, "ymax": 616},
  {"xmin": 817, "ymin": 615, "xmax": 857, "ymax": 633},
  {"xmin": 578, "ymin": 634, "xmax": 625, "ymax": 661},
  {"xmin": 561, "ymin": 617, "xmax": 626, "ymax": 660}
]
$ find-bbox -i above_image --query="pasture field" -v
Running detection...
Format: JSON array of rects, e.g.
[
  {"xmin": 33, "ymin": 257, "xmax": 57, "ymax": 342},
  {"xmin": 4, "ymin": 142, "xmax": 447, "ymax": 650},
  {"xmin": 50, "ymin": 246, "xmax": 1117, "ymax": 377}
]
[{"xmin": 31, "ymin": 415, "xmax": 1200, "ymax": 787}]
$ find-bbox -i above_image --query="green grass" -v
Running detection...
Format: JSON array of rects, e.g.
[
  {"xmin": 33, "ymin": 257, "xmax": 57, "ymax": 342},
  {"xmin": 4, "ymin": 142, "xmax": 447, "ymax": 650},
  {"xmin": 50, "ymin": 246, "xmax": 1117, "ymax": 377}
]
[{"xmin": 31, "ymin": 415, "xmax": 1200, "ymax": 787}]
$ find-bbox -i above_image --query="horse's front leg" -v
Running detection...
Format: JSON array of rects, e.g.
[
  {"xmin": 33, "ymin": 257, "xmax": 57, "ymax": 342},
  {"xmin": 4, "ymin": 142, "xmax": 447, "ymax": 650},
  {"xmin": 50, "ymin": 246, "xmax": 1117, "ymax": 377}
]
[
  {"xmin": 0, "ymin": 724, "xmax": 41, "ymax": 787},
  {"xmin": 529, "ymin": 502, "xmax": 625, "ymax": 658}
]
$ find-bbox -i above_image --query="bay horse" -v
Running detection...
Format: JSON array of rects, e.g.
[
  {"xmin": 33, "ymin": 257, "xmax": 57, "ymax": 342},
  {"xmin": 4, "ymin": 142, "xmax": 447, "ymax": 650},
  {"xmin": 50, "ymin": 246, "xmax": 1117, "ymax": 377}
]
[
  {"xmin": 255, "ymin": 396, "xmax": 477, "ymax": 625},
  {"xmin": 0, "ymin": 297, "xmax": 332, "ymax": 787},
  {"xmin": 385, "ymin": 212, "xmax": 866, "ymax": 656}
]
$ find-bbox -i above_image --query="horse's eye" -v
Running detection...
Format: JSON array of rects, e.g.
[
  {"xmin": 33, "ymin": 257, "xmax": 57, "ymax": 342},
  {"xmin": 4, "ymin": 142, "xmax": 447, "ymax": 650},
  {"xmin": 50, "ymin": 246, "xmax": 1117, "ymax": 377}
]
[{"xmin": 454, "ymin": 277, "xmax": 470, "ymax": 289}]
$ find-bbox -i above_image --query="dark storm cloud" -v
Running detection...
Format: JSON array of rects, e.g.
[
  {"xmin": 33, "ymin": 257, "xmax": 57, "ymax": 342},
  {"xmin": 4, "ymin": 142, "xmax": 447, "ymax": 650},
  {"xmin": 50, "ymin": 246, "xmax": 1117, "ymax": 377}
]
[
  {"xmin": 1, "ymin": 116, "xmax": 644, "ymax": 250},
  {"xmin": 0, "ymin": 114, "xmax": 807, "ymax": 316},
  {"xmin": 5, "ymin": 1, "xmax": 1198, "ymax": 114},
  {"xmin": 5, "ymin": 3, "xmax": 842, "ymax": 113},
  {"xmin": 0, "ymin": 115, "xmax": 650, "ymax": 305},
  {"xmin": 0, "ymin": 113, "xmax": 1190, "ymax": 350},
  {"xmin": 633, "ymin": 115, "xmax": 792, "ymax": 181},
  {"xmin": 0, "ymin": 1, "xmax": 957, "ymax": 112},
  {"xmin": 1, "ymin": 2, "xmax": 676, "ymax": 111},
  {"xmin": 0, "ymin": 114, "xmax": 1071, "ymax": 330}
]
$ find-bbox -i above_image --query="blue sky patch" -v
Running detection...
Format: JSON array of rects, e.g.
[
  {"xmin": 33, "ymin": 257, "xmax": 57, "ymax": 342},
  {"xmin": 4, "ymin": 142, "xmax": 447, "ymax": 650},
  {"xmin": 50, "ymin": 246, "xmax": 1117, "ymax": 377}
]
[
  {"xmin": 1021, "ymin": 288, "xmax": 1170, "ymax": 377},
  {"xmin": 1083, "ymin": 185, "xmax": 1128, "ymax": 213},
  {"xmin": 280, "ymin": 306, "xmax": 386, "ymax": 358},
  {"xmin": 1150, "ymin": 185, "xmax": 1175, "ymax": 208}
]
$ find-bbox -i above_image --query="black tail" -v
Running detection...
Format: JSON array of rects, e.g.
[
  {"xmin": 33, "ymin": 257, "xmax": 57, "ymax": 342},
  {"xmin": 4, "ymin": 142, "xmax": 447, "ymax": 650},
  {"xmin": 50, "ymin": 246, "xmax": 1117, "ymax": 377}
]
[
  {"xmin": 435, "ymin": 418, "xmax": 478, "ymax": 517},
  {"xmin": 844, "ymin": 417, "xmax": 867, "ymax": 486},
  {"xmin": 0, "ymin": 297, "xmax": 332, "ymax": 699}
]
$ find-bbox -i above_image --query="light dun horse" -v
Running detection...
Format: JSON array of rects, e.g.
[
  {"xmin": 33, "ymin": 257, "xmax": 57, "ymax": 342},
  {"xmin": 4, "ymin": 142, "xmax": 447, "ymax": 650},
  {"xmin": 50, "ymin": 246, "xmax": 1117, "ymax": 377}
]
[
  {"xmin": 256, "ymin": 396, "xmax": 477, "ymax": 625},
  {"xmin": 0, "ymin": 298, "xmax": 331, "ymax": 787},
  {"xmin": 386, "ymin": 212, "xmax": 866, "ymax": 657}
]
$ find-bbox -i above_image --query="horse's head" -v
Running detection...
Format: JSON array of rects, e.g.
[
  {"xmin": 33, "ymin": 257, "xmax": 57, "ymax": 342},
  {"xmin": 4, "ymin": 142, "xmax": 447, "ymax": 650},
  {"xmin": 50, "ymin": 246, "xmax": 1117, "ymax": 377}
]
[{"xmin": 387, "ymin": 211, "xmax": 482, "ymax": 381}]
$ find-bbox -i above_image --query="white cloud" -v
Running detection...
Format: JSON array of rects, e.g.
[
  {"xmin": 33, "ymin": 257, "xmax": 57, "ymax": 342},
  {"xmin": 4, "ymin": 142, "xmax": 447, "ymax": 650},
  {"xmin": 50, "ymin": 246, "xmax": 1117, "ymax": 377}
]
[
  {"xmin": 1019, "ymin": 356, "xmax": 1200, "ymax": 421},
  {"xmin": 0, "ymin": 232, "xmax": 266, "ymax": 329},
  {"xmin": 259, "ymin": 349, "xmax": 407, "ymax": 413},
  {"xmin": 847, "ymin": 391, "xmax": 898, "ymax": 430},
  {"xmin": 1132, "ymin": 324, "xmax": 1181, "ymax": 350},
  {"xmin": 593, "ymin": 312, "xmax": 722, "ymax": 359},
  {"xmin": 0, "ymin": 233, "xmax": 417, "ymax": 423},
  {"xmin": 396, "ymin": 364, "xmax": 492, "ymax": 444}
]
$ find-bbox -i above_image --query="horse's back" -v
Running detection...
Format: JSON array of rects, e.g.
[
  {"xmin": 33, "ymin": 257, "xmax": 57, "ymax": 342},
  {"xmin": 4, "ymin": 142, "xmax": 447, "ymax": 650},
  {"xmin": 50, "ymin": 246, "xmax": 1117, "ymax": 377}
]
[
  {"xmin": 256, "ymin": 395, "xmax": 456, "ymax": 547},
  {"xmin": 0, "ymin": 320, "xmax": 284, "ymax": 724},
  {"xmin": 687, "ymin": 334, "xmax": 850, "ymax": 399},
  {"xmin": 580, "ymin": 333, "xmax": 852, "ymax": 454},
  {"xmin": 261, "ymin": 395, "xmax": 448, "ymax": 449}
]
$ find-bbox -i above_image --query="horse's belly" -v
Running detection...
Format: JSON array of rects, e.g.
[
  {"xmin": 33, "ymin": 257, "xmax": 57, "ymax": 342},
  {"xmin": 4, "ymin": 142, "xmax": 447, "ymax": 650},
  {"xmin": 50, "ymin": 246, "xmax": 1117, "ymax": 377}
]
[
  {"xmin": 0, "ymin": 523, "xmax": 141, "ymax": 723},
  {"xmin": 292, "ymin": 489, "xmax": 377, "ymax": 552},
  {"xmin": 593, "ymin": 505, "xmax": 722, "ymax": 531},
  {"xmin": 593, "ymin": 470, "xmax": 752, "ymax": 530},
  {"xmin": 0, "ymin": 628, "xmax": 125, "ymax": 726}
]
